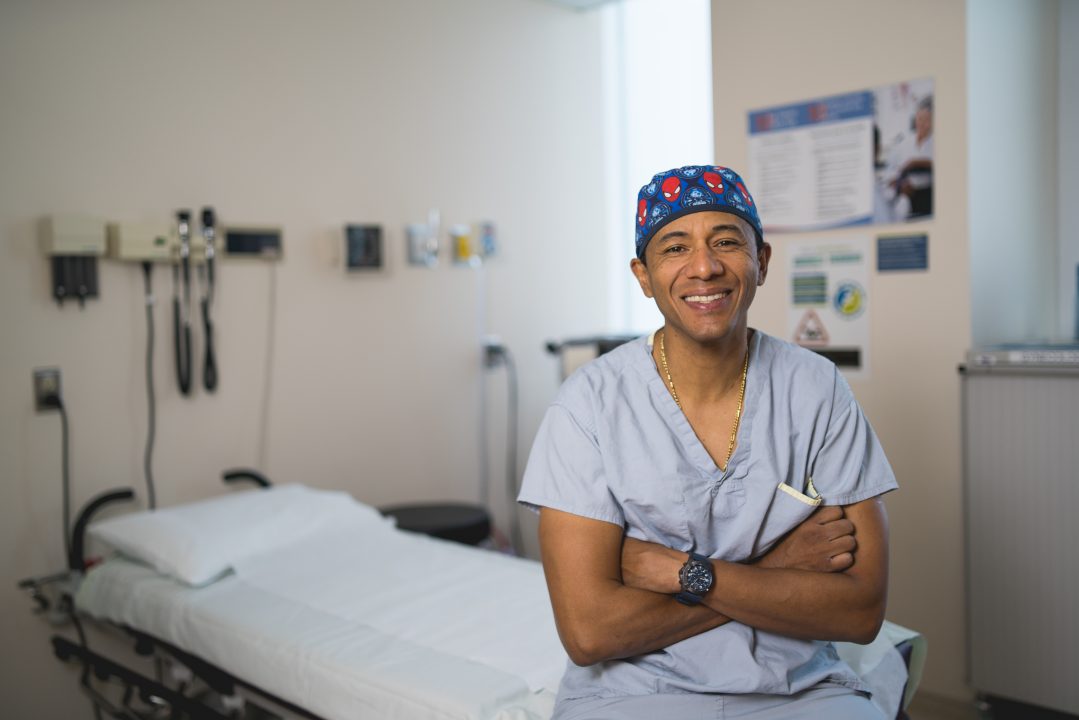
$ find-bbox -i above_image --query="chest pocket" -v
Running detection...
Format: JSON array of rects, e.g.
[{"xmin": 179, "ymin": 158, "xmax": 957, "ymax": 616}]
[
  {"xmin": 681, "ymin": 464, "xmax": 751, "ymax": 559},
  {"xmin": 708, "ymin": 474, "xmax": 747, "ymax": 520},
  {"xmin": 749, "ymin": 479, "xmax": 822, "ymax": 559},
  {"xmin": 618, "ymin": 471, "xmax": 691, "ymax": 547}
]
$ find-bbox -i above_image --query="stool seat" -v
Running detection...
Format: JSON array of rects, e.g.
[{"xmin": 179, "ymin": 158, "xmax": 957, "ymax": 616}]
[{"xmin": 379, "ymin": 502, "xmax": 491, "ymax": 546}]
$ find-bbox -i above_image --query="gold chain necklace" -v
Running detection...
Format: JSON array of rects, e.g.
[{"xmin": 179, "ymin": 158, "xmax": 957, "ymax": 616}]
[{"xmin": 658, "ymin": 329, "xmax": 749, "ymax": 472}]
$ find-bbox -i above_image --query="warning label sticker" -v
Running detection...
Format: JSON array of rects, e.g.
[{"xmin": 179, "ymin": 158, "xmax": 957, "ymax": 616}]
[{"xmin": 794, "ymin": 309, "xmax": 830, "ymax": 346}]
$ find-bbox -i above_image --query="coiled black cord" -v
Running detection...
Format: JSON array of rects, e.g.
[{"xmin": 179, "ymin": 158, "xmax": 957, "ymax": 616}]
[{"xmin": 172, "ymin": 263, "xmax": 192, "ymax": 396}]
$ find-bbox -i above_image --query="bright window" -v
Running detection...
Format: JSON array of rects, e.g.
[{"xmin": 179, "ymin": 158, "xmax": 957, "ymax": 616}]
[{"xmin": 601, "ymin": 0, "xmax": 714, "ymax": 333}]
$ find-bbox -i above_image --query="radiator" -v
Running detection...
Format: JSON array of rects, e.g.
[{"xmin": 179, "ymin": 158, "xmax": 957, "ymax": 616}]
[{"xmin": 962, "ymin": 353, "xmax": 1079, "ymax": 716}]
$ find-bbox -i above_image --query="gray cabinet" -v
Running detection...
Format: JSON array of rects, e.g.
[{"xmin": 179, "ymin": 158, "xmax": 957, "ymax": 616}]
[{"xmin": 962, "ymin": 355, "xmax": 1079, "ymax": 716}]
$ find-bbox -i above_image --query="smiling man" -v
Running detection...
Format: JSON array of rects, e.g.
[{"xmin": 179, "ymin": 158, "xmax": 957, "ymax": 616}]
[{"xmin": 519, "ymin": 165, "xmax": 897, "ymax": 719}]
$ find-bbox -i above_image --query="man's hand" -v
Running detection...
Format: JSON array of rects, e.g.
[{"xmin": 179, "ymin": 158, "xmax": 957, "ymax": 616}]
[{"xmin": 755, "ymin": 505, "xmax": 856, "ymax": 572}]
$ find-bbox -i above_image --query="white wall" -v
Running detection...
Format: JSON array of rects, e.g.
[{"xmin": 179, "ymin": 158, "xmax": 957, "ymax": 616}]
[
  {"xmin": 969, "ymin": 0, "xmax": 1060, "ymax": 345},
  {"xmin": 1059, "ymin": 0, "xmax": 1079, "ymax": 340},
  {"xmin": 712, "ymin": 0, "xmax": 971, "ymax": 701},
  {"xmin": 0, "ymin": 1, "xmax": 608, "ymax": 715}
]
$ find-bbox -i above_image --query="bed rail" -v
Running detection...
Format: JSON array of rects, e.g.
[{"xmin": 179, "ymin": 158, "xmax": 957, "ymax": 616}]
[
  {"xmin": 52, "ymin": 635, "xmax": 231, "ymax": 720},
  {"xmin": 122, "ymin": 627, "xmax": 326, "ymax": 720},
  {"xmin": 221, "ymin": 468, "xmax": 272, "ymax": 488},
  {"xmin": 126, "ymin": 628, "xmax": 236, "ymax": 697},
  {"xmin": 70, "ymin": 488, "xmax": 135, "ymax": 571}
]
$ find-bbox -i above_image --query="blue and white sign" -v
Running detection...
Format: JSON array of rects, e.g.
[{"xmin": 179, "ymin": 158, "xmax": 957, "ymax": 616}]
[{"xmin": 877, "ymin": 234, "xmax": 929, "ymax": 272}]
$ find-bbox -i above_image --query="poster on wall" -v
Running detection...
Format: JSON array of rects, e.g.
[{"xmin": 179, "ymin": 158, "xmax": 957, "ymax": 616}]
[
  {"xmin": 787, "ymin": 236, "xmax": 872, "ymax": 377},
  {"xmin": 749, "ymin": 78, "xmax": 934, "ymax": 232}
]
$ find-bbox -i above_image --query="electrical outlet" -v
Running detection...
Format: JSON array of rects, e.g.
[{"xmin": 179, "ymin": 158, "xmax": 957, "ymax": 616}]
[
  {"xmin": 33, "ymin": 367, "xmax": 61, "ymax": 411},
  {"xmin": 482, "ymin": 336, "xmax": 506, "ymax": 368}
]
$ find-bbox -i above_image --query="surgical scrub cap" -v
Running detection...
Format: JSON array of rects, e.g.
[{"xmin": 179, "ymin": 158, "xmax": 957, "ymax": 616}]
[{"xmin": 635, "ymin": 165, "xmax": 764, "ymax": 259}]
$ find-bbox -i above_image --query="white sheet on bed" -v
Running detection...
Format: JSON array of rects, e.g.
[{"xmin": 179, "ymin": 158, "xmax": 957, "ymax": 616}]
[{"xmin": 231, "ymin": 523, "xmax": 566, "ymax": 695}]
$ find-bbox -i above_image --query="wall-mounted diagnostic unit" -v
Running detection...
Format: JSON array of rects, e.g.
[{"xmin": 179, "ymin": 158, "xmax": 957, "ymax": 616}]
[
  {"xmin": 345, "ymin": 224, "xmax": 383, "ymax": 271},
  {"xmin": 106, "ymin": 222, "xmax": 172, "ymax": 262},
  {"xmin": 223, "ymin": 226, "xmax": 283, "ymax": 259},
  {"xmin": 39, "ymin": 214, "xmax": 107, "ymax": 306}
]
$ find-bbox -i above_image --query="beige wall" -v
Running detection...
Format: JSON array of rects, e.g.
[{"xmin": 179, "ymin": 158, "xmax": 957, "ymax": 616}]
[
  {"xmin": 0, "ymin": 0, "xmax": 607, "ymax": 715},
  {"xmin": 712, "ymin": 0, "xmax": 971, "ymax": 702}
]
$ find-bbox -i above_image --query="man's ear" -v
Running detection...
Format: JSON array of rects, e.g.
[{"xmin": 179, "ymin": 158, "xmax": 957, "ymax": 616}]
[
  {"xmin": 756, "ymin": 243, "xmax": 773, "ymax": 286},
  {"xmin": 630, "ymin": 257, "xmax": 654, "ymax": 298}
]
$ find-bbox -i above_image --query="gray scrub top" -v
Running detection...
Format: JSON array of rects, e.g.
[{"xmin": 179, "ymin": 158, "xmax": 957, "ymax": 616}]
[{"xmin": 518, "ymin": 330, "xmax": 898, "ymax": 701}]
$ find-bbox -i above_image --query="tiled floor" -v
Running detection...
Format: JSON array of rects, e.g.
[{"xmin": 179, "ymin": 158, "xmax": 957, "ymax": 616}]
[
  {"xmin": 907, "ymin": 693, "xmax": 979, "ymax": 720},
  {"xmin": 908, "ymin": 693, "xmax": 1079, "ymax": 720}
]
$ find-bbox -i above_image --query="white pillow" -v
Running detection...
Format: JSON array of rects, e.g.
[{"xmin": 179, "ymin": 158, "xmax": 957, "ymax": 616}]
[{"xmin": 88, "ymin": 484, "xmax": 392, "ymax": 586}]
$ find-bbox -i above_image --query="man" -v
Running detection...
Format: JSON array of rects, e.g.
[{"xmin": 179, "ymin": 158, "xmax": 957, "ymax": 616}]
[
  {"xmin": 518, "ymin": 165, "xmax": 897, "ymax": 719},
  {"xmin": 886, "ymin": 95, "xmax": 934, "ymax": 219}
]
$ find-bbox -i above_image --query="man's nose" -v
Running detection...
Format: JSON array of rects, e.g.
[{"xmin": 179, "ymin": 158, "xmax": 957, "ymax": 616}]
[{"xmin": 687, "ymin": 246, "xmax": 724, "ymax": 278}]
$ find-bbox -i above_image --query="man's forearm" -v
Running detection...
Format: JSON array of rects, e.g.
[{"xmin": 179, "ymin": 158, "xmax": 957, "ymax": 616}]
[
  {"xmin": 555, "ymin": 580, "xmax": 729, "ymax": 665},
  {"xmin": 701, "ymin": 562, "xmax": 883, "ymax": 643}
]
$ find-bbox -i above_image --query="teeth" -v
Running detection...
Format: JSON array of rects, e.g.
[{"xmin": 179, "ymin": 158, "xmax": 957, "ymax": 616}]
[{"xmin": 685, "ymin": 292, "xmax": 727, "ymax": 302}]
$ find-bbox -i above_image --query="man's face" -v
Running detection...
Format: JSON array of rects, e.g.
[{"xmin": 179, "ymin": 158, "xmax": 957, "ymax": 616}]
[
  {"xmin": 630, "ymin": 211, "xmax": 771, "ymax": 346},
  {"xmin": 914, "ymin": 107, "xmax": 932, "ymax": 140}
]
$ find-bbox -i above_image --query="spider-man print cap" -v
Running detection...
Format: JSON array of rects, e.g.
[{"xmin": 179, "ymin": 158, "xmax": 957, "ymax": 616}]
[{"xmin": 635, "ymin": 165, "xmax": 764, "ymax": 259}]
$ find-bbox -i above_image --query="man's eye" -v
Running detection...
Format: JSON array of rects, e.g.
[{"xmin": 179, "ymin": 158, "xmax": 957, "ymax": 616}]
[{"xmin": 664, "ymin": 245, "xmax": 686, "ymax": 254}]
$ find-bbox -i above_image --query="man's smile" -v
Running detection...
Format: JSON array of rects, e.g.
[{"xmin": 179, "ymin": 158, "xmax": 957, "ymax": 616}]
[
  {"xmin": 681, "ymin": 289, "xmax": 735, "ymax": 311},
  {"xmin": 683, "ymin": 290, "xmax": 731, "ymax": 303}
]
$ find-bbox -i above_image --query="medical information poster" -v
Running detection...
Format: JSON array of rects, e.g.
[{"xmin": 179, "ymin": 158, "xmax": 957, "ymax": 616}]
[
  {"xmin": 749, "ymin": 78, "xmax": 935, "ymax": 232},
  {"xmin": 748, "ymin": 91, "xmax": 875, "ymax": 233},
  {"xmin": 787, "ymin": 236, "xmax": 871, "ymax": 377}
]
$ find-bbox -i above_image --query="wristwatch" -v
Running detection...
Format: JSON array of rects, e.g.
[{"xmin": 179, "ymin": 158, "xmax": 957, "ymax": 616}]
[{"xmin": 676, "ymin": 552, "xmax": 714, "ymax": 605}]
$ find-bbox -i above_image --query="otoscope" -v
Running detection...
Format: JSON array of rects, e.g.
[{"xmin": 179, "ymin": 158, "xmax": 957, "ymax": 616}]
[
  {"xmin": 199, "ymin": 207, "xmax": 218, "ymax": 392},
  {"xmin": 173, "ymin": 210, "xmax": 193, "ymax": 395}
]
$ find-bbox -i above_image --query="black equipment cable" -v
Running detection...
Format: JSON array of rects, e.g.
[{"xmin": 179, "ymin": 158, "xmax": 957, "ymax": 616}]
[
  {"xmin": 173, "ymin": 211, "xmax": 193, "ymax": 396},
  {"xmin": 142, "ymin": 262, "xmax": 157, "ymax": 510},
  {"xmin": 501, "ymin": 349, "xmax": 523, "ymax": 553},
  {"xmin": 200, "ymin": 207, "xmax": 218, "ymax": 393},
  {"xmin": 256, "ymin": 263, "xmax": 278, "ymax": 470},
  {"xmin": 58, "ymin": 397, "xmax": 72, "ymax": 570},
  {"xmin": 201, "ymin": 297, "xmax": 217, "ymax": 392}
]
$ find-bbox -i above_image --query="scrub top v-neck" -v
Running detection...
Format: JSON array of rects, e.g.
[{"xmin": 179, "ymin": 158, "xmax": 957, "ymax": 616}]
[{"xmin": 646, "ymin": 328, "xmax": 756, "ymax": 480}]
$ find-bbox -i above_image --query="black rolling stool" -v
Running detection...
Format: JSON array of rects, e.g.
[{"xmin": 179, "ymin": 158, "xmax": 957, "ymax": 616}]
[{"xmin": 379, "ymin": 502, "xmax": 492, "ymax": 546}]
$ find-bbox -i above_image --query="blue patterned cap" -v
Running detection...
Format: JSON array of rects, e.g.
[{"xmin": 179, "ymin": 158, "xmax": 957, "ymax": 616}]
[{"xmin": 635, "ymin": 165, "xmax": 764, "ymax": 259}]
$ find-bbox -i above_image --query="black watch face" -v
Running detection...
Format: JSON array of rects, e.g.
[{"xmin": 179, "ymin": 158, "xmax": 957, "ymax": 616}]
[{"xmin": 683, "ymin": 560, "xmax": 712, "ymax": 595}]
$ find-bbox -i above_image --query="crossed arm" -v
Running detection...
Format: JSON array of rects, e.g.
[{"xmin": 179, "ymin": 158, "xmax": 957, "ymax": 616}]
[{"xmin": 538, "ymin": 498, "xmax": 889, "ymax": 667}]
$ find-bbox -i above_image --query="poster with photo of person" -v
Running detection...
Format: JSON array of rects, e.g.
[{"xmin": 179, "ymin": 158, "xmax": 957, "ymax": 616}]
[{"xmin": 872, "ymin": 78, "xmax": 934, "ymax": 224}]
